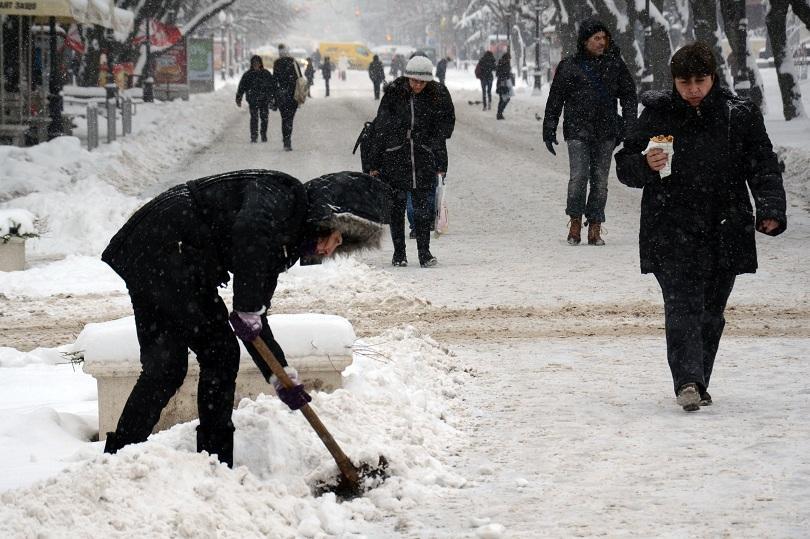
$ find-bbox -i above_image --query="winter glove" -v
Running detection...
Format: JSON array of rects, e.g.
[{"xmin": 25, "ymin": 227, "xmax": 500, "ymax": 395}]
[
  {"xmin": 235, "ymin": 97, "xmax": 242, "ymax": 107},
  {"xmin": 229, "ymin": 311, "xmax": 262, "ymax": 342},
  {"xmin": 270, "ymin": 366, "xmax": 312, "ymax": 410},
  {"xmin": 544, "ymin": 136, "xmax": 558, "ymax": 156}
]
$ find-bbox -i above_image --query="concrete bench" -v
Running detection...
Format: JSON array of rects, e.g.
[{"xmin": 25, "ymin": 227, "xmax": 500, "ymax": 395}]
[{"xmin": 77, "ymin": 314, "xmax": 356, "ymax": 440}]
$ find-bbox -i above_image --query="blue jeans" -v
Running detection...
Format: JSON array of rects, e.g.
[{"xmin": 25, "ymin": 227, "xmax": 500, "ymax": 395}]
[
  {"xmin": 566, "ymin": 139, "xmax": 615, "ymax": 223},
  {"xmin": 407, "ymin": 177, "xmax": 438, "ymax": 231}
]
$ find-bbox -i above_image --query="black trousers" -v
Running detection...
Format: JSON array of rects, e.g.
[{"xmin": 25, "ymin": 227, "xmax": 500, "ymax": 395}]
[
  {"xmin": 654, "ymin": 270, "xmax": 737, "ymax": 395},
  {"xmin": 481, "ymin": 77, "xmax": 493, "ymax": 108},
  {"xmin": 390, "ymin": 187, "xmax": 434, "ymax": 262},
  {"xmin": 249, "ymin": 104, "xmax": 269, "ymax": 140},
  {"xmin": 497, "ymin": 93, "xmax": 510, "ymax": 116},
  {"xmin": 104, "ymin": 271, "xmax": 287, "ymax": 467},
  {"xmin": 279, "ymin": 102, "xmax": 298, "ymax": 145},
  {"xmin": 373, "ymin": 81, "xmax": 381, "ymax": 99},
  {"xmin": 324, "ymin": 78, "xmax": 330, "ymax": 96}
]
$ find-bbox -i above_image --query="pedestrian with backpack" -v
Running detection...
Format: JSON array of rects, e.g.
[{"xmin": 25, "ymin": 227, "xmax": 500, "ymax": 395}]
[
  {"xmin": 542, "ymin": 19, "xmax": 637, "ymax": 246},
  {"xmin": 475, "ymin": 51, "xmax": 496, "ymax": 110}
]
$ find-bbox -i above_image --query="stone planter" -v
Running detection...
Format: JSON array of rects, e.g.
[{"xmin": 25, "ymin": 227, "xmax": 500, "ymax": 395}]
[
  {"xmin": 77, "ymin": 314, "xmax": 355, "ymax": 440},
  {"xmin": 0, "ymin": 237, "xmax": 25, "ymax": 272}
]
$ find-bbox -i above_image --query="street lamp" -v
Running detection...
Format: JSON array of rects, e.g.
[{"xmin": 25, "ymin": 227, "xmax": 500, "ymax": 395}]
[
  {"xmin": 533, "ymin": 0, "xmax": 542, "ymax": 91},
  {"xmin": 143, "ymin": 15, "xmax": 154, "ymax": 102},
  {"xmin": 218, "ymin": 10, "xmax": 227, "ymax": 80},
  {"xmin": 227, "ymin": 13, "xmax": 235, "ymax": 77}
]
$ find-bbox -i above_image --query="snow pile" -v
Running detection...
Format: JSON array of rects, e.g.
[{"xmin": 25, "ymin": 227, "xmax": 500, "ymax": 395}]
[
  {"xmin": 0, "ymin": 329, "xmax": 470, "ymax": 537},
  {"xmin": 776, "ymin": 145, "xmax": 810, "ymax": 211},
  {"xmin": 0, "ymin": 208, "xmax": 38, "ymax": 240},
  {"xmin": 0, "ymin": 89, "xmax": 235, "ymax": 257},
  {"xmin": 0, "ymin": 346, "xmax": 68, "ymax": 368}
]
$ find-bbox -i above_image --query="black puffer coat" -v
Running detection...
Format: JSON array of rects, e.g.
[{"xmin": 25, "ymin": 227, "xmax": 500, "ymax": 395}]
[
  {"xmin": 542, "ymin": 19, "xmax": 637, "ymax": 142},
  {"xmin": 102, "ymin": 170, "xmax": 390, "ymax": 313},
  {"xmin": 368, "ymin": 77, "xmax": 456, "ymax": 190},
  {"xmin": 236, "ymin": 56, "xmax": 277, "ymax": 107},
  {"xmin": 368, "ymin": 58, "xmax": 385, "ymax": 83},
  {"xmin": 614, "ymin": 85, "xmax": 787, "ymax": 276}
]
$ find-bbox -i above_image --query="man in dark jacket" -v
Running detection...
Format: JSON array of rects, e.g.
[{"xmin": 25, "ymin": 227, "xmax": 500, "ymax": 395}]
[
  {"xmin": 273, "ymin": 44, "xmax": 300, "ymax": 150},
  {"xmin": 615, "ymin": 42, "xmax": 786, "ymax": 412},
  {"xmin": 321, "ymin": 56, "xmax": 332, "ymax": 97},
  {"xmin": 435, "ymin": 56, "xmax": 450, "ymax": 85},
  {"xmin": 101, "ymin": 170, "xmax": 391, "ymax": 466},
  {"xmin": 475, "ymin": 51, "xmax": 496, "ymax": 110},
  {"xmin": 368, "ymin": 55, "xmax": 455, "ymax": 268},
  {"xmin": 235, "ymin": 55, "xmax": 277, "ymax": 143},
  {"xmin": 368, "ymin": 55, "xmax": 386, "ymax": 100},
  {"xmin": 543, "ymin": 19, "xmax": 637, "ymax": 246},
  {"xmin": 304, "ymin": 57, "xmax": 315, "ymax": 98}
]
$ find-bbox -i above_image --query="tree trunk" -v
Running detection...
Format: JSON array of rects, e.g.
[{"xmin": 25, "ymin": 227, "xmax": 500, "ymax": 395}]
[
  {"xmin": 648, "ymin": 0, "xmax": 673, "ymax": 91},
  {"xmin": 719, "ymin": 0, "xmax": 765, "ymax": 108},
  {"xmin": 592, "ymin": 0, "xmax": 643, "ymax": 81},
  {"xmin": 766, "ymin": 0, "xmax": 810, "ymax": 119},
  {"xmin": 691, "ymin": 0, "xmax": 734, "ymax": 86},
  {"xmin": 552, "ymin": 0, "xmax": 583, "ymax": 59}
]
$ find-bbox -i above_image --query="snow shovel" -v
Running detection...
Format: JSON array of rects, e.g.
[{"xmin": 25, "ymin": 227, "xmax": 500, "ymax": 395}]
[{"xmin": 250, "ymin": 336, "xmax": 388, "ymax": 498}]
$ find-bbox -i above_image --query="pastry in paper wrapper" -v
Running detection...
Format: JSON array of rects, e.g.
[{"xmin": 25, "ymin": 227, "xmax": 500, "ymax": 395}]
[{"xmin": 641, "ymin": 135, "xmax": 674, "ymax": 178}]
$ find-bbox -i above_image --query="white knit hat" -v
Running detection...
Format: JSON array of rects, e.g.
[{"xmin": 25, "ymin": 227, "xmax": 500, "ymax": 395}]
[{"xmin": 404, "ymin": 56, "xmax": 434, "ymax": 81}]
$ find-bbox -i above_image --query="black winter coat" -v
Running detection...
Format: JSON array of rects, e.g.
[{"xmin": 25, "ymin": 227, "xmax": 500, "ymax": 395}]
[
  {"xmin": 236, "ymin": 68, "xmax": 277, "ymax": 107},
  {"xmin": 321, "ymin": 61, "xmax": 332, "ymax": 80},
  {"xmin": 273, "ymin": 57, "xmax": 299, "ymax": 105},
  {"xmin": 476, "ymin": 53, "xmax": 496, "ymax": 81},
  {"xmin": 614, "ymin": 85, "xmax": 787, "ymax": 276},
  {"xmin": 368, "ymin": 77, "xmax": 456, "ymax": 190},
  {"xmin": 368, "ymin": 59, "xmax": 385, "ymax": 83},
  {"xmin": 102, "ymin": 171, "xmax": 309, "ymax": 314},
  {"xmin": 543, "ymin": 21, "xmax": 636, "ymax": 142},
  {"xmin": 495, "ymin": 59, "xmax": 513, "ymax": 95},
  {"xmin": 436, "ymin": 58, "xmax": 448, "ymax": 80}
]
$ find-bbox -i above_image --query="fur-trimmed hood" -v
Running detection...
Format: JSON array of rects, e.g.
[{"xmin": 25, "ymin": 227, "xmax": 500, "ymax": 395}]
[{"xmin": 304, "ymin": 171, "xmax": 391, "ymax": 257}]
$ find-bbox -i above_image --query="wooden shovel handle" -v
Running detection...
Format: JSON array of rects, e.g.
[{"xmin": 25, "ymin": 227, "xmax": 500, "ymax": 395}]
[{"xmin": 251, "ymin": 337, "xmax": 360, "ymax": 485}]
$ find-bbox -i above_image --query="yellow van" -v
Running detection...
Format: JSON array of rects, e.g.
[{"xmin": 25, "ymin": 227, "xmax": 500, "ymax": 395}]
[{"xmin": 317, "ymin": 42, "xmax": 374, "ymax": 69}]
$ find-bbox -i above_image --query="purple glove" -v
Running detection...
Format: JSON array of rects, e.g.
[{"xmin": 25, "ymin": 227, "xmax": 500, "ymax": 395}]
[
  {"xmin": 229, "ymin": 311, "xmax": 262, "ymax": 342},
  {"xmin": 271, "ymin": 367, "xmax": 312, "ymax": 410}
]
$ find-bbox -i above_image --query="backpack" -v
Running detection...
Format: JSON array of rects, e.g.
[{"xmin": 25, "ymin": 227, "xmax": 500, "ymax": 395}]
[
  {"xmin": 474, "ymin": 61, "xmax": 483, "ymax": 79},
  {"xmin": 352, "ymin": 120, "xmax": 376, "ymax": 173},
  {"xmin": 293, "ymin": 61, "xmax": 308, "ymax": 105}
]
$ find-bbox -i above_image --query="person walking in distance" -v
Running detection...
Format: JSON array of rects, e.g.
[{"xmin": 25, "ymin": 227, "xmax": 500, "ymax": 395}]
[
  {"xmin": 321, "ymin": 56, "xmax": 332, "ymax": 97},
  {"xmin": 475, "ymin": 51, "xmax": 496, "ymax": 110},
  {"xmin": 273, "ymin": 44, "xmax": 300, "ymax": 151},
  {"xmin": 235, "ymin": 55, "xmax": 276, "ymax": 143},
  {"xmin": 100, "ymin": 170, "xmax": 391, "ymax": 466},
  {"xmin": 542, "ymin": 19, "xmax": 637, "ymax": 246},
  {"xmin": 435, "ymin": 56, "xmax": 450, "ymax": 85},
  {"xmin": 368, "ymin": 55, "xmax": 455, "ymax": 268},
  {"xmin": 304, "ymin": 57, "xmax": 315, "ymax": 98},
  {"xmin": 615, "ymin": 42, "xmax": 786, "ymax": 412},
  {"xmin": 368, "ymin": 54, "xmax": 386, "ymax": 100},
  {"xmin": 495, "ymin": 52, "xmax": 514, "ymax": 120}
]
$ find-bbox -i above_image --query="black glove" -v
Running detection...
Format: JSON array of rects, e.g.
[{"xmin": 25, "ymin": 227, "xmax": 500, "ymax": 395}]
[{"xmin": 544, "ymin": 137, "xmax": 558, "ymax": 156}]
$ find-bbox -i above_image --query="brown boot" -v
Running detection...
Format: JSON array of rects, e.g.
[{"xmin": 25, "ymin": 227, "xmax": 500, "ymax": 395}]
[
  {"xmin": 567, "ymin": 217, "xmax": 582, "ymax": 245},
  {"xmin": 588, "ymin": 221, "xmax": 605, "ymax": 246}
]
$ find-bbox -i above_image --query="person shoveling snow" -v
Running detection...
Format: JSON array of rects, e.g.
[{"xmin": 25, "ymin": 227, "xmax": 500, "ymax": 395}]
[{"xmin": 100, "ymin": 170, "xmax": 390, "ymax": 471}]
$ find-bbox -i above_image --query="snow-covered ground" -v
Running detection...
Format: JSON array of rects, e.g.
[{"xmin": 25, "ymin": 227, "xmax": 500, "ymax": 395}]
[{"xmin": 1, "ymin": 66, "xmax": 809, "ymax": 537}]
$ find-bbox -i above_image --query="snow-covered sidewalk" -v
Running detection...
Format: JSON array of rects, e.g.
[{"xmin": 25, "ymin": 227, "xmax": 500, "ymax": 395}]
[{"xmin": 1, "ymin": 67, "xmax": 809, "ymax": 537}]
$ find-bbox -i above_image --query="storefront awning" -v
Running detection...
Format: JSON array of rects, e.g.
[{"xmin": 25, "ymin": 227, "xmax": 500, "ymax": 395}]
[{"xmin": 0, "ymin": 0, "xmax": 88, "ymax": 23}]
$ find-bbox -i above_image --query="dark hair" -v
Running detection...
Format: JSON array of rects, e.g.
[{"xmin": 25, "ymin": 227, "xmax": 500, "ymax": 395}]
[{"xmin": 671, "ymin": 42, "xmax": 717, "ymax": 79}]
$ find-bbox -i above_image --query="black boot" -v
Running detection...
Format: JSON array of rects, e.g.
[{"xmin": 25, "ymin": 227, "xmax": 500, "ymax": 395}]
[
  {"xmin": 196, "ymin": 424, "xmax": 235, "ymax": 468},
  {"xmin": 283, "ymin": 137, "xmax": 292, "ymax": 151},
  {"xmin": 103, "ymin": 432, "xmax": 128, "ymax": 455}
]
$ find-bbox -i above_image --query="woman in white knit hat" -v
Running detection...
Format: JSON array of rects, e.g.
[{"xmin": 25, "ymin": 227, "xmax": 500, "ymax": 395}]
[{"xmin": 367, "ymin": 55, "xmax": 456, "ymax": 268}]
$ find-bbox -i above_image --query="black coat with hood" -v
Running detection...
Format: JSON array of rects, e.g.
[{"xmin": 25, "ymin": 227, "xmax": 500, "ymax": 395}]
[
  {"xmin": 102, "ymin": 170, "xmax": 390, "ymax": 315},
  {"xmin": 543, "ymin": 19, "xmax": 637, "ymax": 143},
  {"xmin": 273, "ymin": 56, "xmax": 299, "ymax": 106},
  {"xmin": 368, "ymin": 77, "xmax": 456, "ymax": 190},
  {"xmin": 614, "ymin": 84, "xmax": 787, "ymax": 276},
  {"xmin": 236, "ymin": 56, "xmax": 277, "ymax": 107}
]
